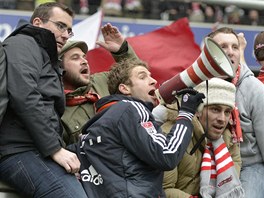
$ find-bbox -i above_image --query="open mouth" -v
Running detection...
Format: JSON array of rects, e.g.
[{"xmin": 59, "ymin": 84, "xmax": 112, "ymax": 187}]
[
  {"xmin": 148, "ymin": 89, "xmax": 156, "ymax": 97},
  {"xmin": 81, "ymin": 68, "xmax": 88, "ymax": 74},
  {"xmin": 213, "ymin": 125, "xmax": 224, "ymax": 131}
]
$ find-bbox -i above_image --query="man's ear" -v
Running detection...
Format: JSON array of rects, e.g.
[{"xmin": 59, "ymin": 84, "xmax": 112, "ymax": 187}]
[
  {"xmin": 118, "ymin": 84, "xmax": 131, "ymax": 95},
  {"xmin": 32, "ymin": 17, "xmax": 42, "ymax": 27}
]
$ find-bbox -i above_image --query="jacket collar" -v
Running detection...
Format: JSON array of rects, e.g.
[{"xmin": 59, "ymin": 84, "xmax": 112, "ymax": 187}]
[
  {"xmin": 81, "ymin": 94, "xmax": 154, "ymax": 134},
  {"xmin": 7, "ymin": 19, "xmax": 58, "ymax": 64},
  {"xmin": 95, "ymin": 94, "xmax": 154, "ymax": 113}
]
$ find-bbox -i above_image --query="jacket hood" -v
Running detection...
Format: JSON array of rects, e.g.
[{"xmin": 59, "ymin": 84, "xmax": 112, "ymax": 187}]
[
  {"xmin": 82, "ymin": 94, "xmax": 154, "ymax": 133},
  {"xmin": 95, "ymin": 94, "xmax": 154, "ymax": 112},
  {"xmin": 95, "ymin": 94, "xmax": 129, "ymax": 111},
  {"xmin": 237, "ymin": 63, "xmax": 254, "ymax": 86},
  {"xmin": 7, "ymin": 19, "xmax": 58, "ymax": 64}
]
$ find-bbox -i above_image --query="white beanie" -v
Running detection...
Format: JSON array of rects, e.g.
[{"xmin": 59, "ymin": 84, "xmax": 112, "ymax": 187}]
[
  {"xmin": 194, "ymin": 78, "xmax": 236, "ymax": 109},
  {"xmin": 152, "ymin": 104, "xmax": 168, "ymax": 125}
]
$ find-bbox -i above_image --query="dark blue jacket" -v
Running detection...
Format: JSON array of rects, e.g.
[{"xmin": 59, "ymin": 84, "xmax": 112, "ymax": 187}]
[{"xmin": 74, "ymin": 94, "xmax": 194, "ymax": 198}]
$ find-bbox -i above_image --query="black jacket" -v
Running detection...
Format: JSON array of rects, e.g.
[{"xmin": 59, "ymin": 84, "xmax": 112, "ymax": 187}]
[
  {"xmin": 0, "ymin": 41, "xmax": 8, "ymax": 125},
  {"xmin": 0, "ymin": 20, "xmax": 65, "ymax": 158},
  {"xmin": 74, "ymin": 94, "xmax": 194, "ymax": 198}
]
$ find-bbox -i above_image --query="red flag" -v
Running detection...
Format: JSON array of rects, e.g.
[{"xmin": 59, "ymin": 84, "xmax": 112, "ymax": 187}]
[{"xmin": 87, "ymin": 17, "xmax": 201, "ymax": 85}]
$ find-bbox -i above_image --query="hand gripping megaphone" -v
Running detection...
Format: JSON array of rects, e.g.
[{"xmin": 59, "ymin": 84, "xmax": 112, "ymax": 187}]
[{"xmin": 155, "ymin": 37, "xmax": 235, "ymax": 104}]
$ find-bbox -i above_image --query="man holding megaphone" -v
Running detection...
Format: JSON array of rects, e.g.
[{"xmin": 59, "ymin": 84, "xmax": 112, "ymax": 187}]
[{"xmin": 70, "ymin": 58, "xmax": 206, "ymax": 198}]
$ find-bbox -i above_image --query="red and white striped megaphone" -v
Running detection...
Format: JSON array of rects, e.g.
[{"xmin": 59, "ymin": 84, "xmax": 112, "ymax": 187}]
[{"xmin": 156, "ymin": 37, "xmax": 235, "ymax": 104}]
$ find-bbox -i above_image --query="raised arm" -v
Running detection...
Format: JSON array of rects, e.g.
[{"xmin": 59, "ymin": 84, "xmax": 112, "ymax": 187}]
[
  {"xmin": 96, "ymin": 23, "xmax": 124, "ymax": 53},
  {"xmin": 96, "ymin": 23, "xmax": 138, "ymax": 61},
  {"xmin": 238, "ymin": 32, "xmax": 247, "ymax": 65}
]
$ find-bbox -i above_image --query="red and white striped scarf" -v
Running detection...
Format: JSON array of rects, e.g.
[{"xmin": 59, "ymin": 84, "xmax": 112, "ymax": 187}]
[{"xmin": 200, "ymin": 137, "xmax": 244, "ymax": 198}]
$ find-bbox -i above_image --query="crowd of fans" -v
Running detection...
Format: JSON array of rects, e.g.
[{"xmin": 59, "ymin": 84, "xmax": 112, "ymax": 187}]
[
  {"xmin": 1, "ymin": 0, "xmax": 264, "ymax": 26},
  {"xmin": 2, "ymin": 1, "xmax": 264, "ymax": 197}
]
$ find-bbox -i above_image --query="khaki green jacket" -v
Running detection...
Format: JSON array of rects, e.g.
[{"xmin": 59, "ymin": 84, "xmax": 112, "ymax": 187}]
[
  {"xmin": 161, "ymin": 106, "xmax": 242, "ymax": 198},
  {"xmin": 62, "ymin": 43, "xmax": 138, "ymax": 145}
]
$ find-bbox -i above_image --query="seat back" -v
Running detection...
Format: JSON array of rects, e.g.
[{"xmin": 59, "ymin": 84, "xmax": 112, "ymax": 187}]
[{"xmin": 0, "ymin": 181, "xmax": 24, "ymax": 198}]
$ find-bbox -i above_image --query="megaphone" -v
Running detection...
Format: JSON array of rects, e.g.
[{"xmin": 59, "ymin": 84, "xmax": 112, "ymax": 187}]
[{"xmin": 155, "ymin": 37, "xmax": 235, "ymax": 104}]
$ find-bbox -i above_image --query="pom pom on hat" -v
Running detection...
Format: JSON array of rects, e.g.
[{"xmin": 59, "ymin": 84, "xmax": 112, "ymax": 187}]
[{"xmin": 194, "ymin": 78, "xmax": 236, "ymax": 110}]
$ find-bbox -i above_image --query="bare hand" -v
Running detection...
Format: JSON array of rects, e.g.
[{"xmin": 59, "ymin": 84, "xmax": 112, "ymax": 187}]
[
  {"xmin": 237, "ymin": 32, "xmax": 247, "ymax": 64},
  {"xmin": 238, "ymin": 32, "xmax": 247, "ymax": 52},
  {"xmin": 51, "ymin": 148, "xmax": 81, "ymax": 174},
  {"xmin": 96, "ymin": 23, "xmax": 125, "ymax": 53}
]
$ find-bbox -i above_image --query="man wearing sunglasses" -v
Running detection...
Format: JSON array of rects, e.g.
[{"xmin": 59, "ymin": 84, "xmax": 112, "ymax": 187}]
[{"xmin": 0, "ymin": 2, "xmax": 87, "ymax": 198}]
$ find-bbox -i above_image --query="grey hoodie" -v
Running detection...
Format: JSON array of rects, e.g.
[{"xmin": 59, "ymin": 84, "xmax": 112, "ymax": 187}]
[{"xmin": 237, "ymin": 63, "xmax": 264, "ymax": 166}]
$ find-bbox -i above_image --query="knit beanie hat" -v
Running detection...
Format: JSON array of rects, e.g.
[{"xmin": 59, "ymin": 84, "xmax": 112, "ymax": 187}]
[
  {"xmin": 194, "ymin": 78, "xmax": 236, "ymax": 110},
  {"xmin": 254, "ymin": 31, "xmax": 264, "ymax": 61},
  {"xmin": 152, "ymin": 104, "xmax": 169, "ymax": 125}
]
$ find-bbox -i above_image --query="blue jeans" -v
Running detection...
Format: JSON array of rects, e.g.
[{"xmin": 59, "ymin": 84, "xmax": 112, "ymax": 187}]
[
  {"xmin": 0, "ymin": 151, "xmax": 87, "ymax": 198},
  {"xmin": 240, "ymin": 163, "xmax": 264, "ymax": 198}
]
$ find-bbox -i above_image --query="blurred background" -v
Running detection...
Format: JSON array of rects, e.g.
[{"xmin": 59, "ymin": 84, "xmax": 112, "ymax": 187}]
[
  {"xmin": 1, "ymin": 0, "xmax": 264, "ymax": 25},
  {"xmin": 1, "ymin": 0, "xmax": 264, "ymax": 74}
]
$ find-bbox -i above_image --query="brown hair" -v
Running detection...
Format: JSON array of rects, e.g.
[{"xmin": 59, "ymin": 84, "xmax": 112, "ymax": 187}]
[
  {"xmin": 108, "ymin": 58, "xmax": 149, "ymax": 95},
  {"xmin": 207, "ymin": 27, "xmax": 238, "ymax": 40},
  {"xmin": 30, "ymin": 2, "xmax": 74, "ymax": 23},
  {"xmin": 254, "ymin": 31, "xmax": 264, "ymax": 61}
]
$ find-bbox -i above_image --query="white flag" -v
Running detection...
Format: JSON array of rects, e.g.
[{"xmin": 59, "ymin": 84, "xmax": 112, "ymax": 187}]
[{"xmin": 70, "ymin": 9, "xmax": 103, "ymax": 51}]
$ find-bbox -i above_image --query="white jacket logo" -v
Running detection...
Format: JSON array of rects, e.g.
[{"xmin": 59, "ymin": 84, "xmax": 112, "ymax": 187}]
[{"xmin": 81, "ymin": 165, "xmax": 103, "ymax": 186}]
